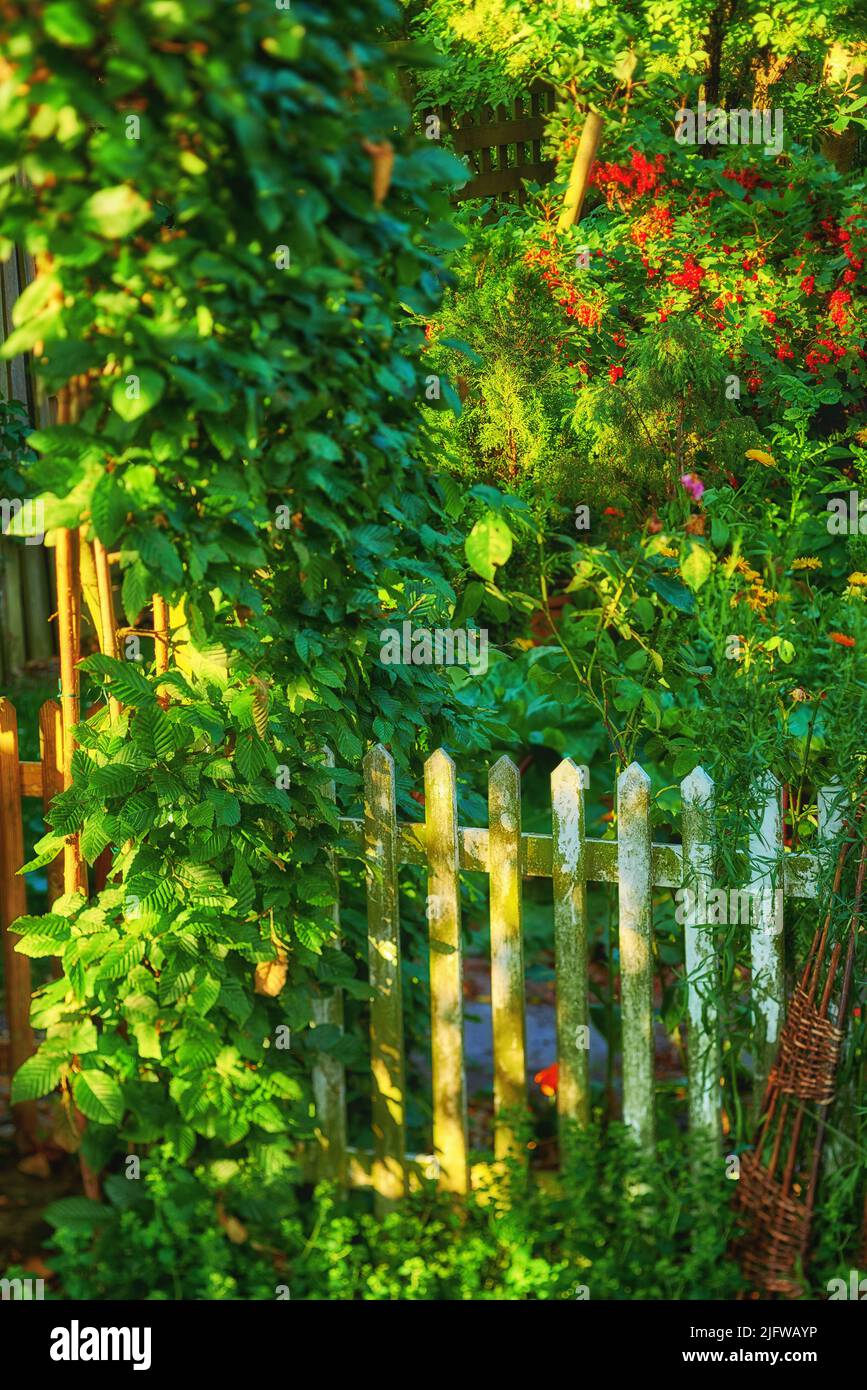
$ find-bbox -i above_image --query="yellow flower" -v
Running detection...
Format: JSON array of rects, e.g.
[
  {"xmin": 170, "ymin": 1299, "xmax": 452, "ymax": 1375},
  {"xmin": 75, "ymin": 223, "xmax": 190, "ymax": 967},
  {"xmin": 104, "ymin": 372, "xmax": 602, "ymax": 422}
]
[
  {"xmin": 847, "ymin": 572, "xmax": 867, "ymax": 586},
  {"xmin": 745, "ymin": 585, "xmax": 780, "ymax": 611},
  {"xmin": 735, "ymin": 558, "xmax": 761, "ymax": 582},
  {"xmin": 745, "ymin": 449, "xmax": 776, "ymax": 466},
  {"xmin": 792, "ymin": 556, "xmax": 822, "ymax": 571},
  {"xmin": 657, "ymin": 544, "xmax": 678, "ymax": 558}
]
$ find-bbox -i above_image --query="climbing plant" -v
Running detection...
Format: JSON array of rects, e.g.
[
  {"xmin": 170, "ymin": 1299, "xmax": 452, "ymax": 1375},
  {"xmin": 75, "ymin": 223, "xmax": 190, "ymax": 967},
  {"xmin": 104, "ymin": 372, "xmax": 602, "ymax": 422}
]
[{"xmin": 0, "ymin": 0, "xmax": 475, "ymax": 1172}]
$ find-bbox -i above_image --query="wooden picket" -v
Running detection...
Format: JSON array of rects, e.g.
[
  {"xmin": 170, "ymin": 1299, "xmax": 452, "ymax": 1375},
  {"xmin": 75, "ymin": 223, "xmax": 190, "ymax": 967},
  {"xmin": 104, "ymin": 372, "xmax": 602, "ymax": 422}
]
[
  {"xmin": 681, "ymin": 766, "xmax": 721, "ymax": 1153},
  {"xmin": 617, "ymin": 762, "xmax": 655, "ymax": 1151},
  {"xmin": 551, "ymin": 757, "xmax": 590, "ymax": 1153},
  {"xmin": 747, "ymin": 772, "xmax": 784, "ymax": 1117},
  {"xmin": 363, "ymin": 744, "xmax": 406, "ymax": 1212},
  {"xmin": 488, "ymin": 755, "xmax": 527, "ymax": 1161},
  {"xmin": 311, "ymin": 747, "xmax": 348, "ymax": 1184},
  {"xmin": 424, "ymin": 748, "xmax": 469, "ymax": 1193}
]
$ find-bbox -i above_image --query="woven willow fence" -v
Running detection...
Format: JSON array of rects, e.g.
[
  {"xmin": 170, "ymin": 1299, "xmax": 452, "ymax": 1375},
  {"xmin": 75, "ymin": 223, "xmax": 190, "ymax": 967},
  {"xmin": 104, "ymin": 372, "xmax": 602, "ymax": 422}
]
[{"xmin": 307, "ymin": 744, "xmax": 843, "ymax": 1210}]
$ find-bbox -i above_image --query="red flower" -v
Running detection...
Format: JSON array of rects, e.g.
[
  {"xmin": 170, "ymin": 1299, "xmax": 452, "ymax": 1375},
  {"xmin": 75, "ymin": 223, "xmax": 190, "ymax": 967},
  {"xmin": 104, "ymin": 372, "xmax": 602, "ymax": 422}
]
[
  {"xmin": 603, "ymin": 506, "xmax": 624, "ymax": 517},
  {"xmin": 534, "ymin": 1063, "xmax": 559, "ymax": 1098},
  {"xmin": 746, "ymin": 374, "xmax": 762, "ymax": 394},
  {"xmin": 667, "ymin": 254, "xmax": 707, "ymax": 291},
  {"xmin": 761, "ymin": 310, "xmax": 777, "ymax": 325},
  {"xmin": 800, "ymin": 275, "xmax": 815, "ymax": 295},
  {"xmin": 609, "ymin": 364, "xmax": 624, "ymax": 383},
  {"xmin": 829, "ymin": 632, "xmax": 855, "ymax": 647}
]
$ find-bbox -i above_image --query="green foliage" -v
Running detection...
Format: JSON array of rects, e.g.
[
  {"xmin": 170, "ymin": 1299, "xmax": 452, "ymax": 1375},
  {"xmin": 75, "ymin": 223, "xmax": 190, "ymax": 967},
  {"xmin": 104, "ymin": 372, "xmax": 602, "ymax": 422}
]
[
  {"xmin": 0, "ymin": 0, "xmax": 485, "ymax": 1169},
  {"xmin": 42, "ymin": 1128, "xmax": 748, "ymax": 1300}
]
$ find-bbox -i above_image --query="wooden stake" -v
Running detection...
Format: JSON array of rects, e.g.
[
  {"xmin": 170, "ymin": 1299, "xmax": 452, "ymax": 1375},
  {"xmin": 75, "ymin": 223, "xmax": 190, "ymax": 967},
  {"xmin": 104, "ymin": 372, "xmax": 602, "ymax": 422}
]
[
  {"xmin": 55, "ymin": 526, "xmax": 85, "ymax": 894},
  {"xmin": 39, "ymin": 699, "xmax": 64, "ymax": 964},
  {"xmin": 557, "ymin": 109, "xmax": 603, "ymax": 234},
  {"xmin": 0, "ymin": 698, "xmax": 37, "ymax": 1145},
  {"xmin": 153, "ymin": 594, "xmax": 169, "ymax": 708},
  {"xmin": 93, "ymin": 537, "xmax": 120, "ymax": 720}
]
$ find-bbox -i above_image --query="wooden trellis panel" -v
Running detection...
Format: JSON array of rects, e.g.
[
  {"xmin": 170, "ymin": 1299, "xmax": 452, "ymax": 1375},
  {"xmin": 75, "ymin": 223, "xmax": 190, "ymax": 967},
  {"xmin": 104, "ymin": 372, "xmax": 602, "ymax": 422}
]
[{"xmin": 437, "ymin": 82, "xmax": 556, "ymax": 202}]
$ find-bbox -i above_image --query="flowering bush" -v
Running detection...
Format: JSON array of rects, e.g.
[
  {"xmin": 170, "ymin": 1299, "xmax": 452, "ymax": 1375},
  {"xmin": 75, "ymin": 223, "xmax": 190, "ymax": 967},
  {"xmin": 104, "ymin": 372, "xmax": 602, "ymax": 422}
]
[{"xmin": 427, "ymin": 141, "xmax": 866, "ymax": 508}]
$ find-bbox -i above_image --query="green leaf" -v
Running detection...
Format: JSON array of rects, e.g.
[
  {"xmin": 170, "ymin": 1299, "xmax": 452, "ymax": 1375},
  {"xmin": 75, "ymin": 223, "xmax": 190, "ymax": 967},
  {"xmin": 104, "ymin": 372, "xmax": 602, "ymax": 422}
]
[
  {"xmin": 43, "ymin": 1, "xmax": 95, "ymax": 46},
  {"xmin": 133, "ymin": 527, "xmax": 183, "ymax": 584},
  {"xmin": 11, "ymin": 1048, "xmax": 66, "ymax": 1102},
  {"xmin": 440, "ymin": 336, "xmax": 483, "ymax": 366},
  {"xmin": 96, "ymin": 937, "xmax": 145, "ymax": 980},
  {"xmin": 111, "ymin": 369, "xmax": 165, "ymax": 423},
  {"xmin": 647, "ymin": 573, "xmax": 695, "ymax": 614},
  {"xmin": 122, "ymin": 560, "xmax": 152, "ymax": 624},
  {"xmin": 133, "ymin": 703, "xmax": 177, "ymax": 760},
  {"xmin": 18, "ymin": 831, "xmax": 66, "ymax": 874},
  {"xmin": 80, "ymin": 814, "xmax": 113, "ymax": 863},
  {"xmin": 465, "ymin": 512, "xmax": 513, "ymax": 582},
  {"xmin": 82, "ymin": 185, "xmax": 151, "ymax": 239},
  {"xmin": 43, "ymin": 1197, "xmax": 107, "ymax": 1231},
  {"xmin": 90, "ymin": 762, "xmax": 140, "ymax": 798},
  {"xmin": 73, "ymin": 1070, "xmax": 124, "ymax": 1126},
  {"xmin": 91, "ymin": 472, "xmax": 128, "ymax": 546},
  {"xmin": 680, "ymin": 541, "xmax": 713, "ymax": 592},
  {"xmin": 82, "ymin": 653, "xmax": 154, "ymax": 707}
]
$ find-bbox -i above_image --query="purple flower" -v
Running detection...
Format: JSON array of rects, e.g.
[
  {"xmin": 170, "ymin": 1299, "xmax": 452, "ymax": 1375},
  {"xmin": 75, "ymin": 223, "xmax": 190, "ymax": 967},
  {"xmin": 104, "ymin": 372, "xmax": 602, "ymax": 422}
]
[{"xmin": 680, "ymin": 472, "xmax": 704, "ymax": 502}]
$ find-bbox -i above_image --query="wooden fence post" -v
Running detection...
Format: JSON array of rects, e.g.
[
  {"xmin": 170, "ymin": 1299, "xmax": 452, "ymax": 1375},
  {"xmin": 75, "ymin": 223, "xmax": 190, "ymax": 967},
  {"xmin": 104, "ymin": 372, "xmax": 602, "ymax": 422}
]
[
  {"xmin": 0, "ymin": 697, "xmax": 37, "ymax": 1143},
  {"xmin": 39, "ymin": 699, "xmax": 64, "ymax": 979},
  {"xmin": 363, "ymin": 744, "xmax": 406, "ymax": 1211},
  {"xmin": 748, "ymin": 772, "xmax": 784, "ymax": 1119},
  {"xmin": 424, "ymin": 748, "xmax": 469, "ymax": 1195},
  {"xmin": 55, "ymin": 518, "xmax": 86, "ymax": 897},
  {"xmin": 551, "ymin": 757, "xmax": 590, "ymax": 1158},
  {"xmin": 489, "ymin": 755, "xmax": 526, "ymax": 1163},
  {"xmin": 617, "ymin": 761, "xmax": 655, "ymax": 1151},
  {"xmin": 681, "ymin": 766, "xmax": 721, "ymax": 1156},
  {"xmin": 557, "ymin": 108, "xmax": 603, "ymax": 233},
  {"xmin": 311, "ymin": 747, "xmax": 347, "ymax": 1185}
]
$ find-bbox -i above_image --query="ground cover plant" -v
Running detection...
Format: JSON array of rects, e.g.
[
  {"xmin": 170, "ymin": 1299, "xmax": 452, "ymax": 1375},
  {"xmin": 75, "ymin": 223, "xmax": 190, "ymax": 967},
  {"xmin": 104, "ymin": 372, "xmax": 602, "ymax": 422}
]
[{"xmin": 1, "ymin": 0, "xmax": 867, "ymax": 1308}]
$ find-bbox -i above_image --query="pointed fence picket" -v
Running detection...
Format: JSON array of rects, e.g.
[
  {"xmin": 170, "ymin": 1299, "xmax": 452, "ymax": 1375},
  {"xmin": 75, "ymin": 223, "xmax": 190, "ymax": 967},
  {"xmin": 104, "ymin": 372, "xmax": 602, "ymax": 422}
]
[
  {"xmin": 424, "ymin": 749, "xmax": 469, "ymax": 1194},
  {"xmin": 333, "ymin": 746, "xmax": 844, "ymax": 1206},
  {"xmin": 310, "ymin": 748, "xmax": 347, "ymax": 1185}
]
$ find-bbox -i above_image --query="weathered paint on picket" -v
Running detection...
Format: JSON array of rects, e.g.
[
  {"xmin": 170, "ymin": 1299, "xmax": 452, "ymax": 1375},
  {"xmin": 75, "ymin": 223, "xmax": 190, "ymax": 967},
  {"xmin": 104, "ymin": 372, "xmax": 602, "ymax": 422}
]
[
  {"xmin": 617, "ymin": 762, "xmax": 655, "ymax": 1151},
  {"xmin": 747, "ymin": 772, "xmax": 784, "ymax": 1114},
  {"xmin": 488, "ymin": 755, "xmax": 527, "ymax": 1162},
  {"xmin": 363, "ymin": 744, "xmax": 406, "ymax": 1210},
  {"xmin": 551, "ymin": 757, "xmax": 590, "ymax": 1148},
  {"xmin": 424, "ymin": 748, "xmax": 469, "ymax": 1193},
  {"xmin": 311, "ymin": 747, "xmax": 347, "ymax": 1184},
  {"xmin": 681, "ymin": 766, "xmax": 721, "ymax": 1153}
]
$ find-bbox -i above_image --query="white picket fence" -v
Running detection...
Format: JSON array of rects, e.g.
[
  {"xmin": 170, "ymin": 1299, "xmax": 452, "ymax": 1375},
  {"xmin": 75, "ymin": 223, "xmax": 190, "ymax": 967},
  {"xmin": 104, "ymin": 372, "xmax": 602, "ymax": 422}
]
[{"xmin": 310, "ymin": 745, "xmax": 843, "ymax": 1209}]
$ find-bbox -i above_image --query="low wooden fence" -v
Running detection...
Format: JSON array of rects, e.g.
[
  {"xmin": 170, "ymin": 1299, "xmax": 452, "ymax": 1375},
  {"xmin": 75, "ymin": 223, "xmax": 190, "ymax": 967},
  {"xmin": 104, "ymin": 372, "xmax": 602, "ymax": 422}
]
[
  {"xmin": 309, "ymin": 746, "xmax": 842, "ymax": 1208},
  {"xmin": 0, "ymin": 697, "xmax": 844, "ymax": 1209}
]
